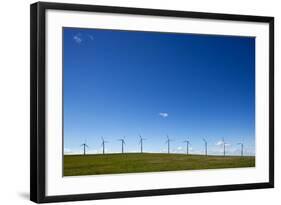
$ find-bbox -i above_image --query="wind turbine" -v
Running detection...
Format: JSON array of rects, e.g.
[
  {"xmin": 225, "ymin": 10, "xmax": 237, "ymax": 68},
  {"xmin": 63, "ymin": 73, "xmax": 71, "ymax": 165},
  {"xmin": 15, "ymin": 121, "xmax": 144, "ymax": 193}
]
[
  {"xmin": 203, "ymin": 138, "xmax": 208, "ymax": 156},
  {"xmin": 165, "ymin": 135, "xmax": 172, "ymax": 154},
  {"xmin": 237, "ymin": 142, "xmax": 244, "ymax": 157},
  {"xmin": 101, "ymin": 137, "xmax": 108, "ymax": 155},
  {"xmin": 81, "ymin": 140, "xmax": 89, "ymax": 156},
  {"xmin": 118, "ymin": 137, "xmax": 126, "ymax": 154},
  {"xmin": 222, "ymin": 138, "xmax": 226, "ymax": 157},
  {"xmin": 183, "ymin": 140, "xmax": 190, "ymax": 155},
  {"xmin": 139, "ymin": 135, "xmax": 146, "ymax": 153}
]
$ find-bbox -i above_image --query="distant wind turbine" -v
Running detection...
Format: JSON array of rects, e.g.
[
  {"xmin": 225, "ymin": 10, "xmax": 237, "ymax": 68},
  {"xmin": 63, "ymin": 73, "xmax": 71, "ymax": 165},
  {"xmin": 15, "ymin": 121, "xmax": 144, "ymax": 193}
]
[
  {"xmin": 139, "ymin": 135, "xmax": 146, "ymax": 153},
  {"xmin": 237, "ymin": 142, "xmax": 244, "ymax": 156},
  {"xmin": 222, "ymin": 138, "xmax": 226, "ymax": 157},
  {"xmin": 183, "ymin": 140, "xmax": 190, "ymax": 155},
  {"xmin": 101, "ymin": 137, "xmax": 108, "ymax": 155},
  {"xmin": 203, "ymin": 138, "xmax": 208, "ymax": 156},
  {"xmin": 118, "ymin": 137, "xmax": 126, "ymax": 154},
  {"xmin": 165, "ymin": 135, "xmax": 172, "ymax": 154},
  {"xmin": 81, "ymin": 140, "xmax": 89, "ymax": 156}
]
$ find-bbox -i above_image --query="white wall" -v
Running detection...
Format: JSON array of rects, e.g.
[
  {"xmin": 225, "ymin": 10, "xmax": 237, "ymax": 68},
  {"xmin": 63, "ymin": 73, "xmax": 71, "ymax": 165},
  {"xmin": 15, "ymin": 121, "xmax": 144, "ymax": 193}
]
[{"xmin": 0, "ymin": 0, "xmax": 279, "ymax": 204}]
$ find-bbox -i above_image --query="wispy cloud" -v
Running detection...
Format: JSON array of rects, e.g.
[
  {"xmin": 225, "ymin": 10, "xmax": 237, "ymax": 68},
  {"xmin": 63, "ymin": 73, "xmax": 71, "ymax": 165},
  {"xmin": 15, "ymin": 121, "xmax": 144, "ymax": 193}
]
[
  {"xmin": 73, "ymin": 33, "xmax": 94, "ymax": 44},
  {"xmin": 216, "ymin": 140, "xmax": 231, "ymax": 146},
  {"xmin": 216, "ymin": 140, "xmax": 224, "ymax": 146},
  {"xmin": 73, "ymin": 34, "xmax": 82, "ymax": 44},
  {"xmin": 159, "ymin": 112, "xmax": 168, "ymax": 118},
  {"xmin": 88, "ymin": 34, "xmax": 94, "ymax": 40}
]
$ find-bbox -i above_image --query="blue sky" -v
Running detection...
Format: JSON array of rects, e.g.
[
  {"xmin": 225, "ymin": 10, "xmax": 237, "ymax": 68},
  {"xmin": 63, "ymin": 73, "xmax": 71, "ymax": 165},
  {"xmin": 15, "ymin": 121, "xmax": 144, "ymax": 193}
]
[{"xmin": 63, "ymin": 27, "xmax": 255, "ymax": 156}]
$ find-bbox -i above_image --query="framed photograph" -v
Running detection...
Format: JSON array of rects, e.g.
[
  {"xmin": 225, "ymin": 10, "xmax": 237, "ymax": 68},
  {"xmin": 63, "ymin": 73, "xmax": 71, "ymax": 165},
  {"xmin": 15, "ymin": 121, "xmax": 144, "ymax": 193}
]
[{"xmin": 30, "ymin": 2, "xmax": 274, "ymax": 203}]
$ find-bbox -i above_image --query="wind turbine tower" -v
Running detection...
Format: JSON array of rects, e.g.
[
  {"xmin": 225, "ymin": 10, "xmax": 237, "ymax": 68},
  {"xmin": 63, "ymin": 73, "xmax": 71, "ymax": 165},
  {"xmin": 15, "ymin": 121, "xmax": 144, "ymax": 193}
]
[
  {"xmin": 166, "ymin": 135, "xmax": 172, "ymax": 154},
  {"xmin": 183, "ymin": 140, "xmax": 190, "ymax": 155},
  {"xmin": 203, "ymin": 138, "xmax": 208, "ymax": 156},
  {"xmin": 101, "ymin": 137, "xmax": 108, "ymax": 155},
  {"xmin": 118, "ymin": 137, "xmax": 126, "ymax": 154},
  {"xmin": 139, "ymin": 135, "xmax": 146, "ymax": 153},
  {"xmin": 81, "ymin": 142, "xmax": 89, "ymax": 156},
  {"xmin": 222, "ymin": 138, "xmax": 226, "ymax": 157}
]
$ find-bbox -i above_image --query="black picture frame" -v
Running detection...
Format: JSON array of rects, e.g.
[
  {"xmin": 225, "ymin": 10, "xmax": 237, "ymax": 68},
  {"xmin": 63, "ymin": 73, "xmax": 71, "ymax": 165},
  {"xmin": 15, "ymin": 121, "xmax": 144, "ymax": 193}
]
[{"xmin": 30, "ymin": 2, "xmax": 274, "ymax": 203}]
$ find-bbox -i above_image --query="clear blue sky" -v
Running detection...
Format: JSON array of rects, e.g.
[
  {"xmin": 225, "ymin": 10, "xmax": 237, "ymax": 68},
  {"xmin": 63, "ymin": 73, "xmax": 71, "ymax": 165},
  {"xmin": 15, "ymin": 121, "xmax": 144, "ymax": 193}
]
[{"xmin": 63, "ymin": 27, "xmax": 255, "ymax": 156}]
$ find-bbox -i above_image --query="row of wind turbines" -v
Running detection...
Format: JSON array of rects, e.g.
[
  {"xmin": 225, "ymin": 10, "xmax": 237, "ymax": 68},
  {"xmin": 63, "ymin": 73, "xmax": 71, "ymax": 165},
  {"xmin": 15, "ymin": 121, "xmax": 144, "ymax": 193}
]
[{"xmin": 80, "ymin": 136, "xmax": 245, "ymax": 157}]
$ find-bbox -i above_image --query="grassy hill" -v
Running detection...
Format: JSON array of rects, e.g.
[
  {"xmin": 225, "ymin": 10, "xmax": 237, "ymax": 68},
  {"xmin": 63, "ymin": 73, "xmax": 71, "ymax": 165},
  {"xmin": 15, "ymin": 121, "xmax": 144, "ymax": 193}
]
[{"xmin": 64, "ymin": 153, "xmax": 255, "ymax": 176}]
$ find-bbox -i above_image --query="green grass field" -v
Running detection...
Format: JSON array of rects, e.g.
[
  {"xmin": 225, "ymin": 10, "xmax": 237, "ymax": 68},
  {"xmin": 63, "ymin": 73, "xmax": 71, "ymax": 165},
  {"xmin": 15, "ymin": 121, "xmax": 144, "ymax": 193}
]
[{"xmin": 64, "ymin": 153, "xmax": 255, "ymax": 176}]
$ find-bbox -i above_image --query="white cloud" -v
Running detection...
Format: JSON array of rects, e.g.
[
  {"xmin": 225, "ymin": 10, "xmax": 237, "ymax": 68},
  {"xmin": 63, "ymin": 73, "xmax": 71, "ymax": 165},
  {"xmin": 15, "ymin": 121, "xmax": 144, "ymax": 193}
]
[
  {"xmin": 216, "ymin": 140, "xmax": 224, "ymax": 146},
  {"xmin": 73, "ymin": 33, "xmax": 94, "ymax": 44},
  {"xmin": 177, "ymin": 146, "xmax": 182, "ymax": 150},
  {"xmin": 159, "ymin": 112, "xmax": 168, "ymax": 118},
  {"xmin": 216, "ymin": 140, "xmax": 231, "ymax": 147},
  {"xmin": 73, "ymin": 34, "xmax": 82, "ymax": 44}
]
